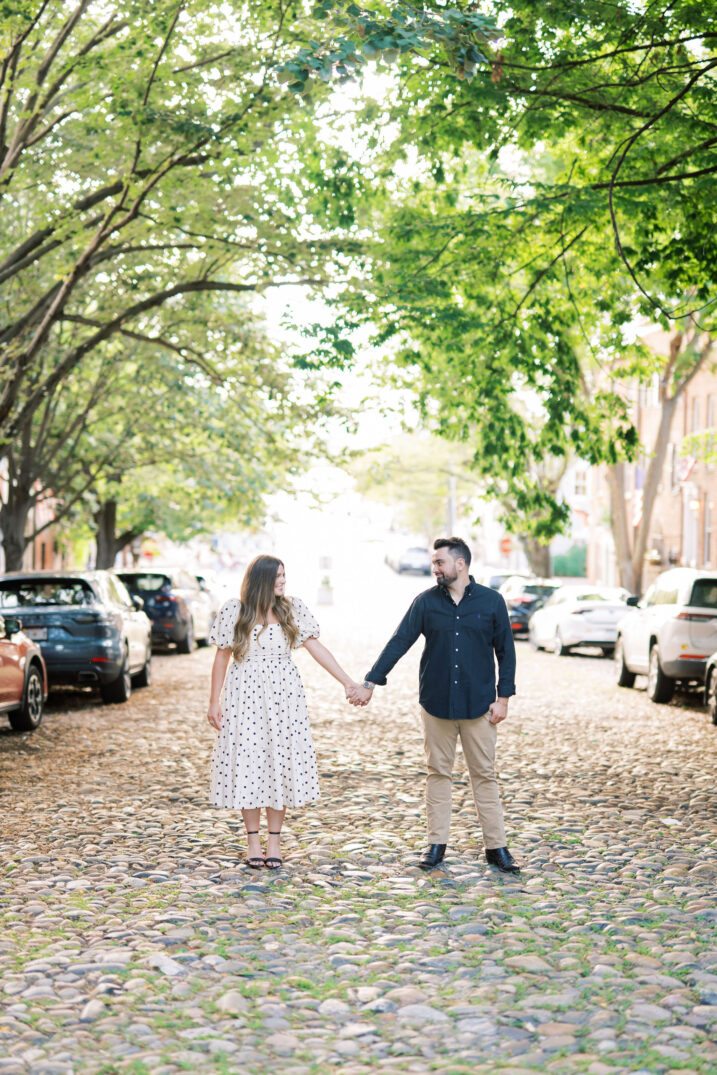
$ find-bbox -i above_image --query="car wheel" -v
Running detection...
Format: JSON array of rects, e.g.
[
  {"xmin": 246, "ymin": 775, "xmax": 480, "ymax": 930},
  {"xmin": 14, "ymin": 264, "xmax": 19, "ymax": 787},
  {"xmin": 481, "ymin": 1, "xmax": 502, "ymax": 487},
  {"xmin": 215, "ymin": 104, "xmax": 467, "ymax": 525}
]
[
  {"xmin": 132, "ymin": 648, "xmax": 152, "ymax": 689},
  {"xmin": 101, "ymin": 650, "xmax": 132, "ymax": 704},
  {"xmin": 554, "ymin": 630, "xmax": 571, "ymax": 656},
  {"xmin": 614, "ymin": 637, "xmax": 636, "ymax": 687},
  {"xmin": 647, "ymin": 644, "xmax": 674, "ymax": 704},
  {"xmin": 177, "ymin": 620, "xmax": 195, "ymax": 654},
  {"xmin": 9, "ymin": 666, "xmax": 45, "ymax": 731},
  {"xmin": 706, "ymin": 670, "xmax": 717, "ymax": 726}
]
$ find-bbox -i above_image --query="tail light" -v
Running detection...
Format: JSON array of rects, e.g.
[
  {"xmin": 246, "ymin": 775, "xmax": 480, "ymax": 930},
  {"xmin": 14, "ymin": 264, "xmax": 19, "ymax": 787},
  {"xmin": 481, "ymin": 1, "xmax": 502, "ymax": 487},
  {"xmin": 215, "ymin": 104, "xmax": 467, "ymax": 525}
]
[{"xmin": 677, "ymin": 612, "xmax": 715, "ymax": 621}]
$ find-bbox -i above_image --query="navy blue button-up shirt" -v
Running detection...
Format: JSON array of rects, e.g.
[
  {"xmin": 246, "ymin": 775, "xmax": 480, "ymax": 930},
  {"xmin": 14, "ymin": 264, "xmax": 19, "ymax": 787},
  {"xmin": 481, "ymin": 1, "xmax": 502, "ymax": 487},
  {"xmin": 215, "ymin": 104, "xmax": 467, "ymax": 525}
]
[{"xmin": 365, "ymin": 577, "xmax": 516, "ymax": 720}]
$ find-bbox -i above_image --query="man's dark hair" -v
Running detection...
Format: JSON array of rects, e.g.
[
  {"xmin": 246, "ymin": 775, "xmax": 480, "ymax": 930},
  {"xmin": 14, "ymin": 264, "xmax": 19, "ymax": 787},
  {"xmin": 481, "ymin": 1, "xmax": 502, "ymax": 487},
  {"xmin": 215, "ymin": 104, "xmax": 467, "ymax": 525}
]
[{"xmin": 433, "ymin": 537, "xmax": 472, "ymax": 567}]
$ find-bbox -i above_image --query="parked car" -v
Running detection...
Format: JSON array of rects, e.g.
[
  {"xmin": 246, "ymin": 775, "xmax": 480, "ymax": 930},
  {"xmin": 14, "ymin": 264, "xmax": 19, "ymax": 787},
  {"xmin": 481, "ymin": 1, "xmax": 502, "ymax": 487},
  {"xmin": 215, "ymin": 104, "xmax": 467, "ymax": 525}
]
[
  {"xmin": 615, "ymin": 568, "xmax": 717, "ymax": 702},
  {"xmin": 0, "ymin": 572, "xmax": 151, "ymax": 704},
  {"xmin": 0, "ymin": 613, "xmax": 48, "ymax": 731},
  {"xmin": 500, "ymin": 576, "xmax": 561, "ymax": 636},
  {"xmin": 702, "ymin": 651, "xmax": 717, "ymax": 725},
  {"xmin": 529, "ymin": 585, "xmax": 630, "ymax": 656},
  {"xmin": 476, "ymin": 568, "xmax": 531, "ymax": 591},
  {"xmin": 385, "ymin": 547, "xmax": 432, "ymax": 575},
  {"xmin": 195, "ymin": 571, "xmax": 227, "ymax": 631},
  {"xmin": 116, "ymin": 568, "xmax": 213, "ymax": 651}
]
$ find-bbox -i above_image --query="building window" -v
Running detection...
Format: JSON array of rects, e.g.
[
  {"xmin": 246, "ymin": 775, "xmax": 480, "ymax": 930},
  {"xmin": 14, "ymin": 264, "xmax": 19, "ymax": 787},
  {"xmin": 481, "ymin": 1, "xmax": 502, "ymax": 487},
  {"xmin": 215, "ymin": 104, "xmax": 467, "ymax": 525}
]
[
  {"xmin": 707, "ymin": 396, "xmax": 715, "ymax": 472},
  {"xmin": 651, "ymin": 372, "xmax": 660, "ymax": 406},
  {"xmin": 670, "ymin": 443, "xmax": 679, "ymax": 493},
  {"xmin": 692, "ymin": 396, "xmax": 700, "ymax": 432},
  {"xmin": 705, "ymin": 495, "xmax": 712, "ymax": 566},
  {"xmin": 574, "ymin": 470, "xmax": 587, "ymax": 496}
]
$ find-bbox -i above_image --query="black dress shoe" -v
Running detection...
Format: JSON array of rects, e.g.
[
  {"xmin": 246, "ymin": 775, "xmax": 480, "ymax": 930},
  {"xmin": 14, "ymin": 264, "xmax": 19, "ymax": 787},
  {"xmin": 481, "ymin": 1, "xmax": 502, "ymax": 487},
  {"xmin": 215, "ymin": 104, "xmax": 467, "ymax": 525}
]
[
  {"xmin": 485, "ymin": 846, "xmax": 520, "ymax": 874},
  {"xmin": 419, "ymin": 844, "xmax": 447, "ymax": 870}
]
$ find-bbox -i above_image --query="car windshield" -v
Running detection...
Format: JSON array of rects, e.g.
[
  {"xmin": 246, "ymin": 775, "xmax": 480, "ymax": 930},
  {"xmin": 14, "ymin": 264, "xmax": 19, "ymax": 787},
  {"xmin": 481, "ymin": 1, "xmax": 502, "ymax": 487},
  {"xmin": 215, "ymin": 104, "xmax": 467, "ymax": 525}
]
[
  {"xmin": 0, "ymin": 580, "xmax": 96, "ymax": 607},
  {"xmin": 523, "ymin": 585, "xmax": 557, "ymax": 597},
  {"xmin": 118, "ymin": 574, "xmax": 170, "ymax": 593},
  {"xmin": 689, "ymin": 579, "xmax": 717, "ymax": 608}
]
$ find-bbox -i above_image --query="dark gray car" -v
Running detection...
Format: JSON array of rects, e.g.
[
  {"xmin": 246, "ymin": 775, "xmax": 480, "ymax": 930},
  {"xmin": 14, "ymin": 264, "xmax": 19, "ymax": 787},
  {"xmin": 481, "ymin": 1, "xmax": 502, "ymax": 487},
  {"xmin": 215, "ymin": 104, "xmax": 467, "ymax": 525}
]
[{"xmin": 0, "ymin": 572, "xmax": 152, "ymax": 704}]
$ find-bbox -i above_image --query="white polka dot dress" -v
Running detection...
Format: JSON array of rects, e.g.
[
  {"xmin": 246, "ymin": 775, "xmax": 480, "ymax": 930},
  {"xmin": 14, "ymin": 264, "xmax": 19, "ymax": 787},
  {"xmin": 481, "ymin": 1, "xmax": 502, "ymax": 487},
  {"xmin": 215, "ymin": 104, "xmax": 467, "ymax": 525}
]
[{"xmin": 208, "ymin": 597, "xmax": 321, "ymax": 811}]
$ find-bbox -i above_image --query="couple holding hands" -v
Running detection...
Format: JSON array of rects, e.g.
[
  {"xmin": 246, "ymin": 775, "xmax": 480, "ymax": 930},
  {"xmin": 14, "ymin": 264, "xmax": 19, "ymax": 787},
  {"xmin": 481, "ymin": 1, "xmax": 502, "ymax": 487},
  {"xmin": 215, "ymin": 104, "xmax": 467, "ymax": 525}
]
[{"xmin": 205, "ymin": 537, "xmax": 519, "ymax": 874}]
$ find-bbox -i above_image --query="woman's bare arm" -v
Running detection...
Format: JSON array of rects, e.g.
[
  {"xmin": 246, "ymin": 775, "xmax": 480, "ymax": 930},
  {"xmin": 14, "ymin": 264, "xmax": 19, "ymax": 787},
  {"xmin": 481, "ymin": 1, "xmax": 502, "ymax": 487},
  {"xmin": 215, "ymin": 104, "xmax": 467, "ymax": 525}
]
[
  {"xmin": 207, "ymin": 647, "xmax": 232, "ymax": 729},
  {"xmin": 302, "ymin": 637, "xmax": 359, "ymax": 695}
]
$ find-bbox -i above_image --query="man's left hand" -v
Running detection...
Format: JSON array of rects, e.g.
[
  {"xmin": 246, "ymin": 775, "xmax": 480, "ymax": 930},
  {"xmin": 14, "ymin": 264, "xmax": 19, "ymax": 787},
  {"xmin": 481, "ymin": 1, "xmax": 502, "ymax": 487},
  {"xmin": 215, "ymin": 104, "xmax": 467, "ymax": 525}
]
[{"xmin": 489, "ymin": 700, "xmax": 509, "ymax": 724}]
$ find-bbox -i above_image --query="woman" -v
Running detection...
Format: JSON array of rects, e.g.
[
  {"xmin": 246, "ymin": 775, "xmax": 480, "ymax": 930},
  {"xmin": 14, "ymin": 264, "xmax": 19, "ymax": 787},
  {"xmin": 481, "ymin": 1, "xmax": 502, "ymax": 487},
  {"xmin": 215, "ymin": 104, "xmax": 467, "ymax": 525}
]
[{"xmin": 206, "ymin": 554, "xmax": 360, "ymax": 869}]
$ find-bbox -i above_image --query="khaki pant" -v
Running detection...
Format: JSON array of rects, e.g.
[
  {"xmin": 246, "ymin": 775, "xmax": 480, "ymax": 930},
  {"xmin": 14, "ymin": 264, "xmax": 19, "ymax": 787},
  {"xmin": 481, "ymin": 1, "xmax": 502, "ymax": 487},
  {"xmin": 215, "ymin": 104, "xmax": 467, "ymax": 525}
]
[{"xmin": 421, "ymin": 706, "xmax": 507, "ymax": 848}]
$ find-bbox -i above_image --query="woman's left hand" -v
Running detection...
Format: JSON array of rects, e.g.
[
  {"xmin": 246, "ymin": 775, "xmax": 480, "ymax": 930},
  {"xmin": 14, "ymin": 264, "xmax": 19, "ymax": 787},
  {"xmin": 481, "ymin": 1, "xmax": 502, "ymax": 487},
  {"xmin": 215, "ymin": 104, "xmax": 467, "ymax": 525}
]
[{"xmin": 206, "ymin": 704, "xmax": 222, "ymax": 730}]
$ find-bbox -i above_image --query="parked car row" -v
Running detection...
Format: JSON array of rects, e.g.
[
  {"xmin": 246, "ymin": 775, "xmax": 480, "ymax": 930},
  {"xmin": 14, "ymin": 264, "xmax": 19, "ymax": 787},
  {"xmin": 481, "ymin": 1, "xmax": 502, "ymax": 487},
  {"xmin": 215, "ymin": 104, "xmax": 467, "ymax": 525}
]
[
  {"xmin": 519, "ymin": 565, "xmax": 717, "ymax": 724},
  {"xmin": 0, "ymin": 566, "xmax": 225, "ymax": 728},
  {"xmin": 614, "ymin": 568, "xmax": 717, "ymax": 720}
]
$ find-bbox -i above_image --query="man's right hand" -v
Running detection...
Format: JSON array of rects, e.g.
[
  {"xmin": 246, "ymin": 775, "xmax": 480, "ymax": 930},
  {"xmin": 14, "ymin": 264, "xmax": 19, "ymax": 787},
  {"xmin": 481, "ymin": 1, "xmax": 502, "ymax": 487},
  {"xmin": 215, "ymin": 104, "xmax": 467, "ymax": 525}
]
[{"xmin": 346, "ymin": 683, "xmax": 373, "ymax": 707}]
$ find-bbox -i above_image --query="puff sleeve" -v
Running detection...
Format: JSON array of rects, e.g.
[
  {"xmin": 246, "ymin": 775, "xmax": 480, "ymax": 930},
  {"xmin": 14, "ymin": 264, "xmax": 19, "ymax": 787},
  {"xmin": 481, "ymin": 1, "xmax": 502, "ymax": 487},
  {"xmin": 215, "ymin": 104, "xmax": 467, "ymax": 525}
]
[
  {"xmin": 208, "ymin": 599, "xmax": 239, "ymax": 649},
  {"xmin": 291, "ymin": 597, "xmax": 320, "ymax": 647}
]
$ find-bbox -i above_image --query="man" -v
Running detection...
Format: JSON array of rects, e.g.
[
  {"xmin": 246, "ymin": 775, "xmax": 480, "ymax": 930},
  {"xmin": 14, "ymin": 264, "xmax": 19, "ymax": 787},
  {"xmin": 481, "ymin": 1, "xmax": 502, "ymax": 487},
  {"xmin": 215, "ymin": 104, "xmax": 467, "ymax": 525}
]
[{"xmin": 351, "ymin": 537, "xmax": 519, "ymax": 873}]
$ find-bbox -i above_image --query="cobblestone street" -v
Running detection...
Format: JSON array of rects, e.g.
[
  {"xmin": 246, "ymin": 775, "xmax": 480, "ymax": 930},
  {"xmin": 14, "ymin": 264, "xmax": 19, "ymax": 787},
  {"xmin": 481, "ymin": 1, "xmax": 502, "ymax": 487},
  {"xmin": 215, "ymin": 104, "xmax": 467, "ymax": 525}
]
[{"xmin": 1, "ymin": 577, "xmax": 716, "ymax": 1075}]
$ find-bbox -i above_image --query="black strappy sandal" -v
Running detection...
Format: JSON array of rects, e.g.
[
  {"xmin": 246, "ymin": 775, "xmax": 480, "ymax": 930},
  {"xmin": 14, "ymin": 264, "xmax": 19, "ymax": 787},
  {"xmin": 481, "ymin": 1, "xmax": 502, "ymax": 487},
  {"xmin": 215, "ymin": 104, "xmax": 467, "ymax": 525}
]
[
  {"xmin": 245, "ymin": 829, "xmax": 264, "ymax": 869},
  {"xmin": 264, "ymin": 830, "xmax": 283, "ymax": 870}
]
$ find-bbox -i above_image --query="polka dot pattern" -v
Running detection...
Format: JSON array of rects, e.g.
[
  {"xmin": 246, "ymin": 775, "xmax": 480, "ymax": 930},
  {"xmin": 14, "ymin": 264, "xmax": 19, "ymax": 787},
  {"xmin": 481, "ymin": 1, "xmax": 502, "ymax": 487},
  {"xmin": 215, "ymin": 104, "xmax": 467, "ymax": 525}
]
[{"xmin": 208, "ymin": 596, "xmax": 321, "ymax": 810}]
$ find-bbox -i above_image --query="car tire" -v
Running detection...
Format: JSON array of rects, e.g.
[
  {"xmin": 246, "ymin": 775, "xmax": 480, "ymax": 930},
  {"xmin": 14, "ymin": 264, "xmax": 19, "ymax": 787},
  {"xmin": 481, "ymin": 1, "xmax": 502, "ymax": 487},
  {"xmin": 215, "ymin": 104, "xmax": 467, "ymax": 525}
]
[
  {"xmin": 554, "ymin": 630, "xmax": 571, "ymax": 656},
  {"xmin": 101, "ymin": 651, "xmax": 132, "ymax": 704},
  {"xmin": 177, "ymin": 620, "xmax": 195, "ymax": 654},
  {"xmin": 9, "ymin": 666, "xmax": 45, "ymax": 732},
  {"xmin": 132, "ymin": 648, "xmax": 152, "ymax": 689},
  {"xmin": 614, "ymin": 637, "xmax": 636, "ymax": 687},
  {"xmin": 705, "ymin": 669, "xmax": 717, "ymax": 726},
  {"xmin": 647, "ymin": 644, "xmax": 674, "ymax": 704}
]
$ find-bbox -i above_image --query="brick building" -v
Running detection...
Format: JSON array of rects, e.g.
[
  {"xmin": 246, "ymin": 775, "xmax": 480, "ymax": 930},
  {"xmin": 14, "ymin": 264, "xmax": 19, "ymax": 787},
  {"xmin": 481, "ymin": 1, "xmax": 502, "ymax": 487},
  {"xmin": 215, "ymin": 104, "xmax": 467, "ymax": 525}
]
[{"xmin": 587, "ymin": 332, "xmax": 717, "ymax": 591}]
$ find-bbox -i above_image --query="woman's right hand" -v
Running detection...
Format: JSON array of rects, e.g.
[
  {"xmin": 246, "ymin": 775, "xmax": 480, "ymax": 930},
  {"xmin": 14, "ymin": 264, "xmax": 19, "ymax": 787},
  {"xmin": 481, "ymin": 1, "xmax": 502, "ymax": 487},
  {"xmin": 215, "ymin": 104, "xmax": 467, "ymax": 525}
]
[{"xmin": 206, "ymin": 704, "xmax": 222, "ymax": 730}]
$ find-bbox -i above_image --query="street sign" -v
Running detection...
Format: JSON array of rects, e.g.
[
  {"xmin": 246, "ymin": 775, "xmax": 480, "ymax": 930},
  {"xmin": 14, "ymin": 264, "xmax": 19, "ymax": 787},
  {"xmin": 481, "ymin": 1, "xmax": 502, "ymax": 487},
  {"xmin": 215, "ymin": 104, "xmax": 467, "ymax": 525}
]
[{"xmin": 500, "ymin": 537, "xmax": 512, "ymax": 556}]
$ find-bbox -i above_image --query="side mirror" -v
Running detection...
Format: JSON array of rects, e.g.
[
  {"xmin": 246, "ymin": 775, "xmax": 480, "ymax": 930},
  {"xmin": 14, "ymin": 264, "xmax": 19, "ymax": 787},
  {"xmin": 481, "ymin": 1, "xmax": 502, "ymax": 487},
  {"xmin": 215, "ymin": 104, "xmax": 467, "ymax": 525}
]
[
  {"xmin": 4, "ymin": 616, "xmax": 22, "ymax": 636},
  {"xmin": 626, "ymin": 595, "xmax": 640, "ymax": 607},
  {"xmin": 131, "ymin": 595, "xmax": 145, "ymax": 611}
]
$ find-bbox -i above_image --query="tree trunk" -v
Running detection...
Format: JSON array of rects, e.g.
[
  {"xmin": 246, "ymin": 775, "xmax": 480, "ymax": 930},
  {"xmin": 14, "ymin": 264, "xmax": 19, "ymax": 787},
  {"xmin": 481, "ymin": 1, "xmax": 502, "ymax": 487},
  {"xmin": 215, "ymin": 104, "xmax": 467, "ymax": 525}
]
[
  {"xmin": 605, "ymin": 462, "xmax": 641, "ymax": 593},
  {"xmin": 93, "ymin": 498, "xmax": 142, "ymax": 569},
  {"xmin": 630, "ymin": 395, "xmax": 678, "ymax": 587},
  {"xmin": 94, "ymin": 499, "xmax": 118, "ymax": 569},
  {"xmin": 519, "ymin": 537, "xmax": 551, "ymax": 577},
  {"xmin": 0, "ymin": 493, "xmax": 32, "ymax": 572}
]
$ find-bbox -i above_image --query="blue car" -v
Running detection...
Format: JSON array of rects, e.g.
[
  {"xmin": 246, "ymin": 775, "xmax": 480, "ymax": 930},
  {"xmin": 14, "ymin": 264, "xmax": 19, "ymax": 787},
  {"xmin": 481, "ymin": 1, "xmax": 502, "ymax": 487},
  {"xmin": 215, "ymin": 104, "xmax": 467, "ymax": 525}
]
[{"xmin": 0, "ymin": 572, "xmax": 152, "ymax": 704}]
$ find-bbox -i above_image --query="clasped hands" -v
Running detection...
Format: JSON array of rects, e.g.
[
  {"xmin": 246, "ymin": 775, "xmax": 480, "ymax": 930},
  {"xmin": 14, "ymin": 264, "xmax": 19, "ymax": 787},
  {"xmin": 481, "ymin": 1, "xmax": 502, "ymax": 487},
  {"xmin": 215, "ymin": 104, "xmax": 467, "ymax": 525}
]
[{"xmin": 345, "ymin": 681, "xmax": 372, "ymax": 707}]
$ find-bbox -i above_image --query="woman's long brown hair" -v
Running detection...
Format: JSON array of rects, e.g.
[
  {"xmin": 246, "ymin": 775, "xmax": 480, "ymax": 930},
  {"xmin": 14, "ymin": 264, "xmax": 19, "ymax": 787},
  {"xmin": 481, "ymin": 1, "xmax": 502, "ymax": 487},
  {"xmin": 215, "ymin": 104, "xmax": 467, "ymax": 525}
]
[{"xmin": 232, "ymin": 554, "xmax": 299, "ymax": 662}]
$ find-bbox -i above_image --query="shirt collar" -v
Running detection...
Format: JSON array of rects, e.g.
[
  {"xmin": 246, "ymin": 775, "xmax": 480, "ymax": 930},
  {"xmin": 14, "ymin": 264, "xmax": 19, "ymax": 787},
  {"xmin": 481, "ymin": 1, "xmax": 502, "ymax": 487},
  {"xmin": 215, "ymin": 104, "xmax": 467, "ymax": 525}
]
[{"xmin": 439, "ymin": 575, "xmax": 477, "ymax": 600}]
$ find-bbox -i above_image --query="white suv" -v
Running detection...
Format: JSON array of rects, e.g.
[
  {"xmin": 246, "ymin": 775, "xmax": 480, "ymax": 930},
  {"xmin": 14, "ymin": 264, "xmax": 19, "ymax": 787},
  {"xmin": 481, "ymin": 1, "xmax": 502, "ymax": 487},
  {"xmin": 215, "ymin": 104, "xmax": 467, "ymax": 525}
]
[{"xmin": 615, "ymin": 568, "xmax": 717, "ymax": 703}]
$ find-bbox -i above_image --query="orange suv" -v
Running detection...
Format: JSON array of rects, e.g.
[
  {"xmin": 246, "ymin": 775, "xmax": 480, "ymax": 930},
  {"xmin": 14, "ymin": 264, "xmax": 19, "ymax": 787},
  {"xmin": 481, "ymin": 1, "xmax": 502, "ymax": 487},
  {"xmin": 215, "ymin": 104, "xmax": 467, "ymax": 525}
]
[{"xmin": 0, "ymin": 613, "xmax": 48, "ymax": 731}]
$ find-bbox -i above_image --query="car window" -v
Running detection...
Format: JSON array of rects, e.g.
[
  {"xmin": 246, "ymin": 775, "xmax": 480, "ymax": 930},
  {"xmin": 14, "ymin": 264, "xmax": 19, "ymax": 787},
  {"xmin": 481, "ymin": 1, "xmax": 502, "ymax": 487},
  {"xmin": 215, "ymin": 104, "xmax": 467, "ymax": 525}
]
[
  {"xmin": 654, "ymin": 586, "xmax": 679, "ymax": 605},
  {"xmin": 0, "ymin": 580, "xmax": 96, "ymax": 607},
  {"xmin": 178, "ymin": 571, "xmax": 199, "ymax": 591},
  {"xmin": 524, "ymin": 584, "xmax": 557, "ymax": 597},
  {"xmin": 689, "ymin": 579, "xmax": 717, "ymax": 608},
  {"xmin": 642, "ymin": 584, "xmax": 657, "ymax": 607},
  {"xmin": 118, "ymin": 574, "xmax": 170, "ymax": 593},
  {"xmin": 107, "ymin": 575, "xmax": 133, "ymax": 607}
]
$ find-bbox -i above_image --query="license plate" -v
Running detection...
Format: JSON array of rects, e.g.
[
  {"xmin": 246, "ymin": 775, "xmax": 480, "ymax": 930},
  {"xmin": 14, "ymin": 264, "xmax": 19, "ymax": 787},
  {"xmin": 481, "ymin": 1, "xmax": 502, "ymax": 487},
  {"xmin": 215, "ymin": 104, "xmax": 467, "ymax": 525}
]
[{"xmin": 25, "ymin": 627, "xmax": 47, "ymax": 641}]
